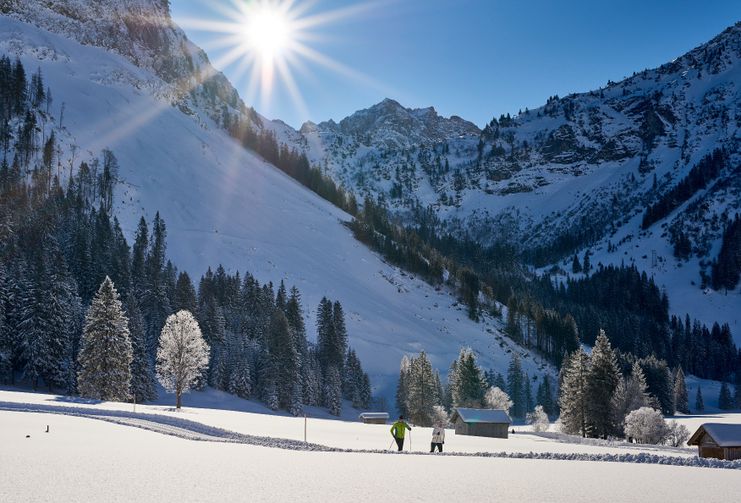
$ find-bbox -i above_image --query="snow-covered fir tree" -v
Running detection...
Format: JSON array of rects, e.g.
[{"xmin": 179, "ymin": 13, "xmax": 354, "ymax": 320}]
[
  {"xmin": 323, "ymin": 365, "xmax": 342, "ymax": 416},
  {"xmin": 405, "ymin": 351, "xmax": 441, "ymax": 426},
  {"xmin": 156, "ymin": 310, "xmax": 210, "ymax": 409},
  {"xmin": 449, "ymin": 348, "xmax": 487, "ymax": 408},
  {"xmin": 585, "ymin": 331, "xmax": 620, "ymax": 438},
  {"xmin": 558, "ymin": 347, "xmax": 590, "ymax": 437},
  {"xmin": 77, "ymin": 277, "xmax": 132, "ymax": 401},
  {"xmin": 267, "ymin": 309, "xmax": 301, "ymax": 415}
]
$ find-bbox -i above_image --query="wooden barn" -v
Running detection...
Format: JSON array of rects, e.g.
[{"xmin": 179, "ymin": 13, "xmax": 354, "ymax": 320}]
[
  {"xmin": 687, "ymin": 423, "xmax": 741, "ymax": 460},
  {"xmin": 358, "ymin": 412, "xmax": 389, "ymax": 425},
  {"xmin": 450, "ymin": 408, "xmax": 512, "ymax": 439}
]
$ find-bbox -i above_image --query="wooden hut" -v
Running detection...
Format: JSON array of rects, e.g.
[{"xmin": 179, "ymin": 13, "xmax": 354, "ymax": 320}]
[
  {"xmin": 450, "ymin": 408, "xmax": 512, "ymax": 438},
  {"xmin": 358, "ymin": 412, "xmax": 389, "ymax": 425},
  {"xmin": 687, "ymin": 423, "xmax": 741, "ymax": 460}
]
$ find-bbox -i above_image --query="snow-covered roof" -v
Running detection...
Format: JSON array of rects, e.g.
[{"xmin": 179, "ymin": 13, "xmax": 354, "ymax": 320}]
[
  {"xmin": 358, "ymin": 412, "xmax": 389, "ymax": 419},
  {"xmin": 688, "ymin": 423, "xmax": 741, "ymax": 447},
  {"xmin": 451, "ymin": 408, "xmax": 512, "ymax": 424}
]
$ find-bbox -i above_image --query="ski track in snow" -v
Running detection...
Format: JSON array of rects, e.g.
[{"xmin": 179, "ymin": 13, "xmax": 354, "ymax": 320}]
[{"xmin": 3, "ymin": 401, "xmax": 740, "ymax": 471}]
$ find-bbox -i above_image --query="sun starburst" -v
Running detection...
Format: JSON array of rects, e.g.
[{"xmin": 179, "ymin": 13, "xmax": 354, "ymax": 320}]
[{"xmin": 177, "ymin": 0, "xmax": 390, "ymax": 118}]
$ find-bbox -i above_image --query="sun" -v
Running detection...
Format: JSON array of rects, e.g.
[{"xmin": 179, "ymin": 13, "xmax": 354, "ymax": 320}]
[
  {"xmin": 177, "ymin": 0, "xmax": 386, "ymax": 117},
  {"xmin": 244, "ymin": 7, "xmax": 292, "ymax": 62}
]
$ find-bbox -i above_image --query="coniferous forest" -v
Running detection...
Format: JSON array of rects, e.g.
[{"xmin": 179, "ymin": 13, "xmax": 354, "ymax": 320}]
[{"xmin": 0, "ymin": 56, "xmax": 370, "ymax": 416}]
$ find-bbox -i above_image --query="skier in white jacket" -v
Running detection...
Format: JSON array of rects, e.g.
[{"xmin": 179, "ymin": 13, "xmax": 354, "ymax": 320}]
[{"xmin": 430, "ymin": 424, "xmax": 445, "ymax": 453}]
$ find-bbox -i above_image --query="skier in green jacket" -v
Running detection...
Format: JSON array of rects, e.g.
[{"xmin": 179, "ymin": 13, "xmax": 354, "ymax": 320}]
[{"xmin": 390, "ymin": 416, "xmax": 411, "ymax": 451}]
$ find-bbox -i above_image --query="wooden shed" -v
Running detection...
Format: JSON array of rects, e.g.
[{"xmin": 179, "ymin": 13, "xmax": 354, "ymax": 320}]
[
  {"xmin": 687, "ymin": 423, "xmax": 741, "ymax": 460},
  {"xmin": 358, "ymin": 412, "xmax": 389, "ymax": 424},
  {"xmin": 450, "ymin": 408, "xmax": 512, "ymax": 438}
]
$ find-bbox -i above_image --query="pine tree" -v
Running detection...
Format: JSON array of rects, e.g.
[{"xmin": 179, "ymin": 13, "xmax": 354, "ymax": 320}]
[
  {"xmin": 507, "ymin": 353, "xmax": 525, "ymax": 417},
  {"xmin": 323, "ymin": 365, "xmax": 342, "ymax": 416},
  {"xmin": 450, "ymin": 348, "xmax": 487, "ymax": 408},
  {"xmin": 316, "ymin": 297, "xmax": 335, "ymax": 372},
  {"xmin": 173, "ymin": 272, "xmax": 197, "ymax": 313},
  {"xmin": 156, "ymin": 310, "xmax": 210, "ymax": 409},
  {"xmin": 718, "ymin": 382, "xmax": 734, "ymax": 410},
  {"xmin": 610, "ymin": 362, "xmax": 650, "ymax": 435},
  {"xmin": 559, "ymin": 347, "xmax": 590, "ymax": 437},
  {"xmin": 524, "ymin": 373, "xmax": 534, "ymax": 413},
  {"xmin": 126, "ymin": 294, "xmax": 156, "ymax": 402},
  {"xmin": 396, "ymin": 355, "xmax": 410, "ymax": 417},
  {"xmin": 405, "ymin": 351, "xmax": 440, "ymax": 426},
  {"xmin": 695, "ymin": 386, "xmax": 704, "ymax": 412},
  {"xmin": 586, "ymin": 331, "xmax": 621, "ymax": 438},
  {"xmin": 77, "ymin": 277, "xmax": 133, "ymax": 401},
  {"xmin": 537, "ymin": 374, "xmax": 556, "ymax": 416},
  {"xmin": 0, "ymin": 264, "xmax": 11, "ymax": 383},
  {"xmin": 227, "ymin": 351, "xmax": 252, "ymax": 399},
  {"xmin": 638, "ymin": 355, "xmax": 675, "ymax": 415},
  {"xmin": 267, "ymin": 309, "xmax": 300, "ymax": 414},
  {"xmin": 673, "ymin": 367, "xmax": 689, "ymax": 414}
]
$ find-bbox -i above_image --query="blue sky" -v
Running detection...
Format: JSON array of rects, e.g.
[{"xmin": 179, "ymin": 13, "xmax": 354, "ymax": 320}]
[{"xmin": 171, "ymin": 0, "xmax": 740, "ymax": 128}]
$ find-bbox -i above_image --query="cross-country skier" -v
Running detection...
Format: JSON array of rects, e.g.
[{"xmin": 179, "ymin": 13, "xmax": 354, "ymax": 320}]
[
  {"xmin": 390, "ymin": 415, "xmax": 411, "ymax": 451},
  {"xmin": 430, "ymin": 423, "xmax": 445, "ymax": 453}
]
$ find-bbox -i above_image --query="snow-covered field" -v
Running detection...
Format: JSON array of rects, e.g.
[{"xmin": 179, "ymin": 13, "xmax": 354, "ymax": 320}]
[{"xmin": 2, "ymin": 388, "xmax": 741, "ymax": 502}]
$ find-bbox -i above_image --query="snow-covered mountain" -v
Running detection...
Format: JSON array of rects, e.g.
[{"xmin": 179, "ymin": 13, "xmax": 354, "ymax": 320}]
[
  {"xmin": 0, "ymin": 1, "xmax": 552, "ymax": 397},
  {"xmin": 293, "ymin": 23, "xmax": 741, "ymax": 336}
]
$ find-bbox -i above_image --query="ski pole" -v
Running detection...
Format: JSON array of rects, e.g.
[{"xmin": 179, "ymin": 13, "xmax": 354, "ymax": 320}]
[
  {"xmin": 388, "ymin": 438, "xmax": 395, "ymax": 450},
  {"xmin": 408, "ymin": 430, "xmax": 412, "ymax": 451}
]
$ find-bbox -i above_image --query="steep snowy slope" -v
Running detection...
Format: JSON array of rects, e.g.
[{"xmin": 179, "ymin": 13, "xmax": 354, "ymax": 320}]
[{"xmin": 0, "ymin": 14, "xmax": 551, "ymax": 397}]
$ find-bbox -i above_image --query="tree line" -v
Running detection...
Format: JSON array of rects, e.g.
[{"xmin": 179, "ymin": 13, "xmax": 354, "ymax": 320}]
[
  {"xmin": 641, "ymin": 149, "xmax": 726, "ymax": 230},
  {"xmin": 395, "ymin": 348, "xmax": 557, "ymax": 427}
]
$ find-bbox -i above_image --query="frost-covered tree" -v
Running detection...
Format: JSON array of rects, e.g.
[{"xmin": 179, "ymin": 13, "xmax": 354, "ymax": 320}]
[
  {"xmin": 558, "ymin": 347, "xmax": 590, "ymax": 437},
  {"xmin": 665, "ymin": 421, "xmax": 690, "ymax": 447},
  {"xmin": 156, "ymin": 310, "xmax": 210, "ymax": 409},
  {"xmin": 586, "ymin": 331, "xmax": 620, "ymax": 438},
  {"xmin": 673, "ymin": 367, "xmax": 689, "ymax": 414},
  {"xmin": 610, "ymin": 362, "xmax": 649, "ymax": 435},
  {"xmin": 431, "ymin": 405, "xmax": 449, "ymax": 426},
  {"xmin": 485, "ymin": 386, "xmax": 513, "ymax": 411},
  {"xmin": 527, "ymin": 405, "xmax": 549, "ymax": 433},
  {"xmin": 77, "ymin": 277, "xmax": 132, "ymax": 401},
  {"xmin": 695, "ymin": 386, "xmax": 704, "ymax": 412},
  {"xmin": 624, "ymin": 407, "xmax": 669, "ymax": 444}
]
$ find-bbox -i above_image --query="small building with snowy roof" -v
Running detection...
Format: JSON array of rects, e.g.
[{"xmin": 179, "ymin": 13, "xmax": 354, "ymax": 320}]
[
  {"xmin": 687, "ymin": 423, "xmax": 741, "ymax": 460},
  {"xmin": 450, "ymin": 408, "xmax": 512, "ymax": 439},
  {"xmin": 358, "ymin": 412, "xmax": 389, "ymax": 424}
]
